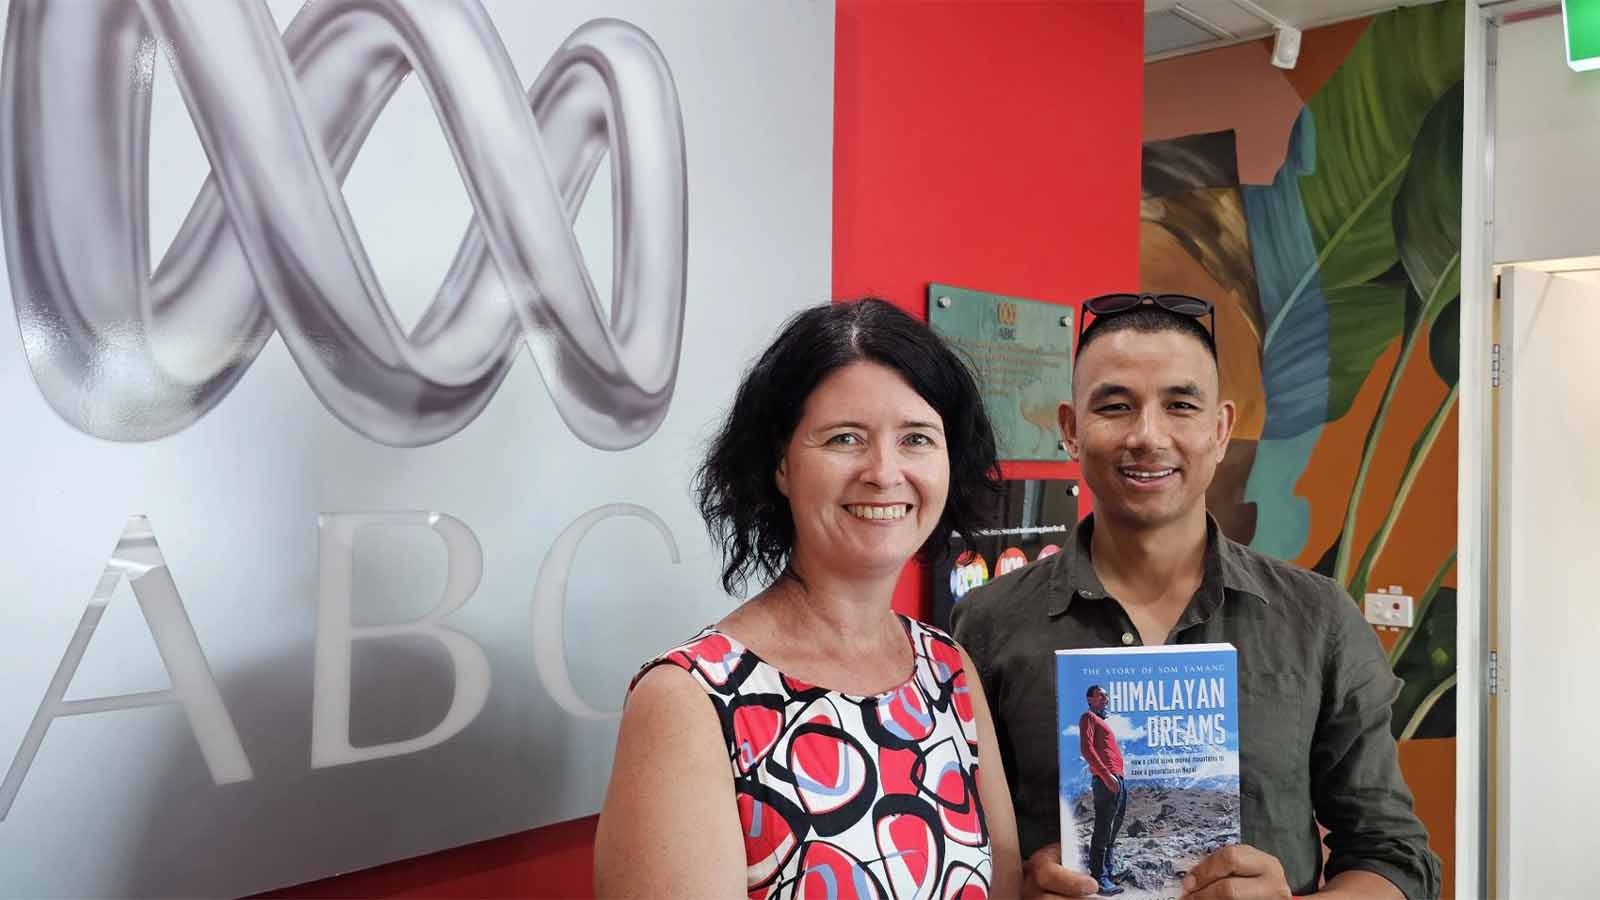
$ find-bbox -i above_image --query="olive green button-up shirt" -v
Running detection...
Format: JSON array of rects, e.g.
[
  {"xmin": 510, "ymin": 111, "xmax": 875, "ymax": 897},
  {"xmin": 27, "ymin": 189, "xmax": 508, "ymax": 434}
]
[{"xmin": 951, "ymin": 514, "xmax": 1441, "ymax": 899}]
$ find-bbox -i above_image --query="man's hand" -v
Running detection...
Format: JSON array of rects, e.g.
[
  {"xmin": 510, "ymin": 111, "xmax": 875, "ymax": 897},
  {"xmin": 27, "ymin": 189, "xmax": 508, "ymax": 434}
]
[
  {"xmin": 1180, "ymin": 844, "xmax": 1291, "ymax": 900},
  {"xmin": 1022, "ymin": 842, "xmax": 1101, "ymax": 899}
]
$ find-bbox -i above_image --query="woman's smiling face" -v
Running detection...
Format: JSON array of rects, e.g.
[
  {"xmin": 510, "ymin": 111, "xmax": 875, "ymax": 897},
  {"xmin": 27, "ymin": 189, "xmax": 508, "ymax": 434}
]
[{"xmin": 777, "ymin": 361, "xmax": 951, "ymax": 580}]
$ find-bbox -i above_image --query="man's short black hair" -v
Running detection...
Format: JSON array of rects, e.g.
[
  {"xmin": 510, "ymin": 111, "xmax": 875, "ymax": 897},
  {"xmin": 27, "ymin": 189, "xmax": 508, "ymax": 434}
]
[
  {"xmin": 1075, "ymin": 305, "xmax": 1218, "ymax": 369},
  {"xmin": 1086, "ymin": 685, "xmax": 1104, "ymax": 699}
]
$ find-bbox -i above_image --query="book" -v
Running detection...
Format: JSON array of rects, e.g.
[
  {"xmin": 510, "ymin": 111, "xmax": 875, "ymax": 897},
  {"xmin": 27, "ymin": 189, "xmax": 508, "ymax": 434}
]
[{"xmin": 1055, "ymin": 643, "xmax": 1241, "ymax": 900}]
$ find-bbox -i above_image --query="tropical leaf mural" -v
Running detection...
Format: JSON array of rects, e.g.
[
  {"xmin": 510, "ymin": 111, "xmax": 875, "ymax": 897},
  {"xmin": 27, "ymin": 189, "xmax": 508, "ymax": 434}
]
[
  {"xmin": 1141, "ymin": 0, "xmax": 1463, "ymax": 740},
  {"xmin": 1324, "ymin": 279, "xmax": 1406, "ymax": 421},
  {"xmin": 1296, "ymin": 2, "xmax": 1465, "ymax": 294},
  {"xmin": 1341, "ymin": 79, "xmax": 1464, "ymax": 598},
  {"xmin": 1245, "ymin": 109, "xmax": 1331, "ymax": 442}
]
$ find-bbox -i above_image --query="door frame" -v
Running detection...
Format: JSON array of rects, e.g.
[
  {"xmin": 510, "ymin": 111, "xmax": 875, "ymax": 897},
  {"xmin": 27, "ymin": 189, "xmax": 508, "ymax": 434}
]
[
  {"xmin": 1459, "ymin": 2, "xmax": 1496, "ymax": 898},
  {"xmin": 1457, "ymin": 2, "xmax": 1591, "ymax": 895}
]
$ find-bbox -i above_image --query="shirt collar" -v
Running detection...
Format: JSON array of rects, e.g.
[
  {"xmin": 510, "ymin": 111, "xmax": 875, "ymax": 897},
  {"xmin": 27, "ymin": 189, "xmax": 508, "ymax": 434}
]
[{"xmin": 1045, "ymin": 512, "xmax": 1271, "ymax": 617}]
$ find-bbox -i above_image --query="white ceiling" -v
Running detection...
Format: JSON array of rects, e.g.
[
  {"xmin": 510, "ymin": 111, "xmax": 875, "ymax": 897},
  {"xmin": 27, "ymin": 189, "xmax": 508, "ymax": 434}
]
[{"xmin": 1144, "ymin": 0, "xmax": 1422, "ymax": 61}]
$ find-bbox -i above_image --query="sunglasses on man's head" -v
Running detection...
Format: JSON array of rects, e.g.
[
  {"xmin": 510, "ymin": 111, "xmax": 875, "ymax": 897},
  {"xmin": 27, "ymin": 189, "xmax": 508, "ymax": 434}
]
[{"xmin": 1075, "ymin": 292, "xmax": 1217, "ymax": 349}]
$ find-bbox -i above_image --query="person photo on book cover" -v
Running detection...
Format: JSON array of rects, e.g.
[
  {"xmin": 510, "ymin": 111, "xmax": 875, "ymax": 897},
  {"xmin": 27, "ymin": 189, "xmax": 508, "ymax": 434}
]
[
  {"xmin": 1080, "ymin": 684, "xmax": 1128, "ymax": 896},
  {"xmin": 951, "ymin": 293, "xmax": 1442, "ymax": 899},
  {"xmin": 593, "ymin": 300, "xmax": 1022, "ymax": 898}
]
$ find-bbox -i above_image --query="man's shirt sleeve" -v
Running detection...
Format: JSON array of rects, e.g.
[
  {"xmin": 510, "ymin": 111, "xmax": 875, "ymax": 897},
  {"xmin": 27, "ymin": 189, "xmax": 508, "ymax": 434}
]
[{"xmin": 1311, "ymin": 588, "xmax": 1443, "ymax": 900}]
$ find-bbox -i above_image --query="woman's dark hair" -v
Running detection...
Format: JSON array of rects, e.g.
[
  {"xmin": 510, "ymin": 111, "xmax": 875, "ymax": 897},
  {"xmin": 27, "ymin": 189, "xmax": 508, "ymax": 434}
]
[{"xmin": 696, "ymin": 298, "xmax": 1002, "ymax": 595}]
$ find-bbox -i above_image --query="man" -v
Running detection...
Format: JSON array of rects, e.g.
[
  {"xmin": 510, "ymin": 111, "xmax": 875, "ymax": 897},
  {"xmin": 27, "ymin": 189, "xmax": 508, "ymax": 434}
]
[
  {"xmin": 1080, "ymin": 685, "xmax": 1127, "ymax": 896},
  {"xmin": 952, "ymin": 296, "xmax": 1440, "ymax": 900}
]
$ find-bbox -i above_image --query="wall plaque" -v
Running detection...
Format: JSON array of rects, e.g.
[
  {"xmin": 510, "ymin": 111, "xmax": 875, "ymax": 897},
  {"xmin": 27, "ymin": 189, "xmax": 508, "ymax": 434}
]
[{"xmin": 928, "ymin": 283, "xmax": 1074, "ymax": 460}]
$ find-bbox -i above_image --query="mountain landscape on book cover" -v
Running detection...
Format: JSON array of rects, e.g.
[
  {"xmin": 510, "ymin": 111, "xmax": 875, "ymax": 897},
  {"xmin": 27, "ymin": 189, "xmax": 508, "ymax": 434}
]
[{"xmin": 1056, "ymin": 644, "xmax": 1241, "ymax": 899}]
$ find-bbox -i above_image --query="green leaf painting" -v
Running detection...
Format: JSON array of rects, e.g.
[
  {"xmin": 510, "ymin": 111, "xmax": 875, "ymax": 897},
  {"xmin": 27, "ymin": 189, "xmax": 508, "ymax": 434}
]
[
  {"xmin": 1391, "ymin": 580, "xmax": 1457, "ymax": 741},
  {"xmin": 1297, "ymin": 1, "xmax": 1465, "ymax": 294},
  {"xmin": 1430, "ymin": 298, "xmax": 1460, "ymax": 386},
  {"xmin": 1336, "ymin": 81, "xmax": 1465, "ymax": 590},
  {"xmin": 1396, "ymin": 81, "xmax": 1465, "ymax": 350},
  {"xmin": 1253, "ymin": 2, "xmax": 1464, "ymax": 422},
  {"xmin": 1324, "ymin": 280, "xmax": 1406, "ymax": 421}
]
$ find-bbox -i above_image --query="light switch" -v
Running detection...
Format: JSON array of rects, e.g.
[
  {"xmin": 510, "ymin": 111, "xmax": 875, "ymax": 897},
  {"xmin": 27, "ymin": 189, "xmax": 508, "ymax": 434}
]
[{"xmin": 1364, "ymin": 593, "xmax": 1415, "ymax": 628}]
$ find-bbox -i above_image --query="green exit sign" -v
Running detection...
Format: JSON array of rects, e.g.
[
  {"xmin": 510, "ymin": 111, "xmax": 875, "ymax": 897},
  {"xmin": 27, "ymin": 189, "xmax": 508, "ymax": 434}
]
[{"xmin": 1565, "ymin": 0, "xmax": 1600, "ymax": 71}]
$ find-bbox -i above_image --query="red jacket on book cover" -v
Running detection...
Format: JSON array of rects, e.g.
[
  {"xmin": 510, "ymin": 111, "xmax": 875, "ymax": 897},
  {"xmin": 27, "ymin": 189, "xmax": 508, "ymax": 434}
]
[{"xmin": 1079, "ymin": 709, "xmax": 1123, "ymax": 789}]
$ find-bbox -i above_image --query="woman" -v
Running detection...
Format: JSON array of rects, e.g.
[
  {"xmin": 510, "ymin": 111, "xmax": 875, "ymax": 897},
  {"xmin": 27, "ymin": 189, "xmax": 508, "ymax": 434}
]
[{"xmin": 594, "ymin": 299, "xmax": 1021, "ymax": 898}]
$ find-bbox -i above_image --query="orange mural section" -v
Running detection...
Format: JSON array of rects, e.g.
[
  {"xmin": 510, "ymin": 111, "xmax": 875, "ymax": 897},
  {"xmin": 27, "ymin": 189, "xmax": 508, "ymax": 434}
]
[
  {"xmin": 1268, "ymin": 17, "xmax": 1376, "ymax": 102},
  {"xmin": 1144, "ymin": 42, "xmax": 1304, "ymax": 185},
  {"xmin": 1296, "ymin": 340, "xmax": 1459, "ymax": 594},
  {"xmin": 1399, "ymin": 738, "xmax": 1457, "ymax": 900}
]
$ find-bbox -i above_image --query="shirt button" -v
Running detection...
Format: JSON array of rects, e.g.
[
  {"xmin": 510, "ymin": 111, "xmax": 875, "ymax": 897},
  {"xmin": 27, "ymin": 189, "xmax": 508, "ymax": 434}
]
[{"xmin": 1121, "ymin": 632, "xmax": 1135, "ymax": 645}]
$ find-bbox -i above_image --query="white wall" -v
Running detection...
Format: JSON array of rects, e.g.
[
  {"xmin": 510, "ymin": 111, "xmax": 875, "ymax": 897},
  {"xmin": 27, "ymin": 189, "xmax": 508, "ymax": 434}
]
[
  {"xmin": 1496, "ymin": 268, "xmax": 1600, "ymax": 898},
  {"xmin": 1495, "ymin": 13, "xmax": 1600, "ymax": 263},
  {"xmin": 0, "ymin": 0, "xmax": 835, "ymax": 896}
]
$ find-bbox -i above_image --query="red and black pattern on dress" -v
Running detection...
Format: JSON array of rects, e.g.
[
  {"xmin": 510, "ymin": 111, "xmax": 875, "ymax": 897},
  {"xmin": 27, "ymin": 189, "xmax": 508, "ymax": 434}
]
[{"xmin": 632, "ymin": 616, "xmax": 994, "ymax": 900}]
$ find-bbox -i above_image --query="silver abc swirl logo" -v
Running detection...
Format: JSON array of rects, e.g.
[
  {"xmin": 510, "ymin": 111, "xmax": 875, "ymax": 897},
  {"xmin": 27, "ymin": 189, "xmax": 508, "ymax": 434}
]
[{"xmin": 1, "ymin": 0, "xmax": 687, "ymax": 449}]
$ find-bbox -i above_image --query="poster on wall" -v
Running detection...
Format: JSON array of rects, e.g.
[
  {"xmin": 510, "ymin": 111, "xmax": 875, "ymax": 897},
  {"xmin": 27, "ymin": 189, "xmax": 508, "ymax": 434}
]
[
  {"xmin": 932, "ymin": 478, "xmax": 1078, "ymax": 632},
  {"xmin": 0, "ymin": 0, "xmax": 834, "ymax": 896}
]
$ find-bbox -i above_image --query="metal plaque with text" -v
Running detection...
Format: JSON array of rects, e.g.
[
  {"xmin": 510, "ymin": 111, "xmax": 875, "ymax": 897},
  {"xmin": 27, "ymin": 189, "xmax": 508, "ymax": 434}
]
[{"xmin": 928, "ymin": 284, "xmax": 1074, "ymax": 461}]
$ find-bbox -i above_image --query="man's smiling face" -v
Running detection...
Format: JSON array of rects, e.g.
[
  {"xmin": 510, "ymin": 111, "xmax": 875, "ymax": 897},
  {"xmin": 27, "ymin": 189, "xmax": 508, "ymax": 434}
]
[{"xmin": 1060, "ymin": 327, "xmax": 1235, "ymax": 533}]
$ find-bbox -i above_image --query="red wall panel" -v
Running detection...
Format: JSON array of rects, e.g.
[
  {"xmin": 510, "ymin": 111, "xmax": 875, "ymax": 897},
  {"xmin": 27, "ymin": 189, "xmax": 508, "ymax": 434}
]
[
  {"xmin": 265, "ymin": 1, "xmax": 1142, "ymax": 895},
  {"xmin": 833, "ymin": 0, "xmax": 1142, "ymax": 619},
  {"xmin": 257, "ymin": 816, "xmax": 598, "ymax": 899}
]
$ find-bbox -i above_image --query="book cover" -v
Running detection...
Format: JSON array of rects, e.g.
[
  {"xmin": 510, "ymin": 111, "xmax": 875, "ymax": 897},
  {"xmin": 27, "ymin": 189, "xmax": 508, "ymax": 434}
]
[{"xmin": 1055, "ymin": 643, "xmax": 1241, "ymax": 899}]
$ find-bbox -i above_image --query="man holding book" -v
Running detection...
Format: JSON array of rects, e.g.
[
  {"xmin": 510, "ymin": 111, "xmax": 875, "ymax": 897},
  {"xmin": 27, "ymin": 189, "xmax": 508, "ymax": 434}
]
[{"xmin": 952, "ymin": 294, "xmax": 1440, "ymax": 900}]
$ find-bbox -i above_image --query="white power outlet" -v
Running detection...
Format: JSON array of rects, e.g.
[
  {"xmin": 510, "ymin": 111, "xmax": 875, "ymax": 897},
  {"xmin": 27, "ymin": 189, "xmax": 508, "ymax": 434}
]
[{"xmin": 1364, "ymin": 592, "xmax": 1415, "ymax": 628}]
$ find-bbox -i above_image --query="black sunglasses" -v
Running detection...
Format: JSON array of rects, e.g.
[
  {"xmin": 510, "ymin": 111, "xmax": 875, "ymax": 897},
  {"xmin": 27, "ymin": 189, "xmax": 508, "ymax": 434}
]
[{"xmin": 1075, "ymin": 292, "xmax": 1216, "ymax": 349}]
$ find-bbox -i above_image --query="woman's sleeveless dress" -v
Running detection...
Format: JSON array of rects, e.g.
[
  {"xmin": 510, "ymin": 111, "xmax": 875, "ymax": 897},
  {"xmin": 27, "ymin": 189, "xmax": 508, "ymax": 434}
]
[{"xmin": 633, "ymin": 616, "xmax": 995, "ymax": 899}]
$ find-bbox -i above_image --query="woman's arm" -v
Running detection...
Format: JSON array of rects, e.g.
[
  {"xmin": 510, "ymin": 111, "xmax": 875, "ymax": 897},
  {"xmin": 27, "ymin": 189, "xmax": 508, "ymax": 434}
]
[
  {"xmin": 961, "ymin": 646, "xmax": 1021, "ymax": 897},
  {"xmin": 594, "ymin": 664, "xmax": 747, "ymax": 899}
]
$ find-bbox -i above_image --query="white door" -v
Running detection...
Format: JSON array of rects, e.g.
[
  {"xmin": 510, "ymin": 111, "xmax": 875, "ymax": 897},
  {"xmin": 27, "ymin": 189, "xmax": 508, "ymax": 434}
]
[{"xmin": 1495, "ymin": 266, "xmax": 1600, "ymax": 898}]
